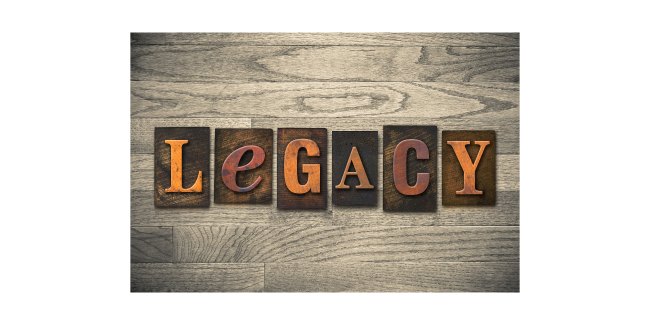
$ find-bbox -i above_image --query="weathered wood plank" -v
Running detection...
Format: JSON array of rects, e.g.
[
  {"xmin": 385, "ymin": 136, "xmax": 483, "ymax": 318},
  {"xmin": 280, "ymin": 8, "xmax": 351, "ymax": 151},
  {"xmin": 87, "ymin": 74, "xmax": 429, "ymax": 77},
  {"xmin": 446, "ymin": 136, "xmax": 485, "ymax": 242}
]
[
  {"xmin": 173, "ymin": 226, "xmax": 519, "ymax": 263},
  {"xmin": 132, "ymin": 33, "xmax": 519, "ymax": 47},
  {"xmin": 131, "ymin": 82, "xmax": 519, "ymax": 119},
  {"xmin": 131, "ymin": 118, "xmax": 251, "ymax": 154},
  {"xmin": 131, "ymin": 46, "xmax": 518, "ymax": 82},
  {"xmin": 265, "ymin": 262, "xmax": 519, "ymax": 292},
  {"xmin": 131, "ymin": 227, "xmax": 173, "ymax": 263},
  {"xmin": 131, "ymin": 263, "xmax": 264, "ymax": 292}
]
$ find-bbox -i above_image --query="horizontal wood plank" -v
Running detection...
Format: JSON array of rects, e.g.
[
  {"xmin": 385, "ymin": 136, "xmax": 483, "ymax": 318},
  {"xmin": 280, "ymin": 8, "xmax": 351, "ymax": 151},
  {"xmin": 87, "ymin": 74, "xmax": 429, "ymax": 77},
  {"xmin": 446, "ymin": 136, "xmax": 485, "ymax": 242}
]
[
  {"xmin": 132, "ymin": 33, "xmax": 519, "ymax": 46},
  {"xmin": 132, "ymin": 46, "xmax": 518, "ymax": 82},
  {"xmin": 131, "ymin": 263, "xmax": 264, "ymax": 292},
  {"xmin": 265, "ymin": 262, "xmax": 519, "ymax": 292},
  {"xmin": 131, "ymin": 227, "xmax": 173, "ymax": 263},
  {"xmin": 173, "ymin": 226, "xmax": 519, "ymax": 263},
  {"xmin": 131, "ymin": 82, "xmax": 519, "ymax": 119},
  {"xmin": 131, "ymin": 118, "xmax": 250, "ymax": 153}
]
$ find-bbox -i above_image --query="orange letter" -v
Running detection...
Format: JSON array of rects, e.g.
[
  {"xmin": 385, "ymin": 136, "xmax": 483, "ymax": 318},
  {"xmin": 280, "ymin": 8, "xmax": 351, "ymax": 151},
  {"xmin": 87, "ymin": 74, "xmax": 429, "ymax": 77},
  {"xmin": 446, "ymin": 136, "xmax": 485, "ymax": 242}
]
[
  {"xmin": 446, "ymin": 141, "xmax": 490, "ymax": 194},
  {"xmin": 393, "ymin": 139, "xmax": 429, "ymax": 195},
  {"xmin": 165, "ymin": 140, "xmax": 202, "ymax": 192},
  {"xmin": 221, "ymin": 145, "xmax": 265, "ymax": 193},
  {"xmin": 335, "ymin": 147, "xmax": 374, "ymax": 189},
  {"xmin": 284, "ymin": 139, "xmax": 320, "ymax": 194}
]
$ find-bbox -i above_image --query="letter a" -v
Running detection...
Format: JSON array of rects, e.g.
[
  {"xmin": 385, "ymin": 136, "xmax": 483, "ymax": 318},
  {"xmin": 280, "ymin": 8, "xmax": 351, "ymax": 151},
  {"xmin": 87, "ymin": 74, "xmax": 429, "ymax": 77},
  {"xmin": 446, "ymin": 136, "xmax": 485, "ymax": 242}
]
[
  {"xmin": 165, "ymin": 140, "xmax": 202, "ymax": 192},
  {"xmin": 446, "ymin": 141, "xmax": 490, "ymax": 194},
  {"xmin": 335, "ymin": 147, "xmax": 374, "ymax": 189}
]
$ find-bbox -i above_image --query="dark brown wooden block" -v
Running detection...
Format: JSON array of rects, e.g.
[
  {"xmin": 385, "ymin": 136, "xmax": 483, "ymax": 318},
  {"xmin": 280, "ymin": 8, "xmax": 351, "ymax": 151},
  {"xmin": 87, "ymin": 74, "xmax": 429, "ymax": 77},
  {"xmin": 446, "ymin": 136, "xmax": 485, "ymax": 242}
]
[
  {"xmin": 442, "ymin": 130, "xmax": 496, "ymax": 206},
  {"xmin": 131, "ymin": 227, "xmax": 172, "ymax": 263},
  {"xmin": 154, "ymin": 127, "xmax": 210, "ymax": 207},
  {"xmin": 383, "ymin": 125, "xmax": 437, "ymax": 212},
  {"xmin": 332, "ymin": 131, "xmax": 378, "ymax": 206},
  {"xmin": 214, "ymin": 128, "xmax": 272, "ymax": 204},
  {"xmin": 277, "ymin": 128, "xmax": 327, "ymax": 210}
]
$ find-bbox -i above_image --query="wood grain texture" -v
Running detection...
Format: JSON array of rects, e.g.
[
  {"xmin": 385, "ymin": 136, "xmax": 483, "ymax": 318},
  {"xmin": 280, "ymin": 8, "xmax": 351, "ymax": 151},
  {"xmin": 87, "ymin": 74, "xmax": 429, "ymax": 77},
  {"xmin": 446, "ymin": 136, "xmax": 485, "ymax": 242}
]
[
  {"xmin": 130, "ymin": 33, "xmax": 520, "ymax": 292},
  {"xmin": 132, "ymin": 46, "xmax": 518, "ymax": 82},
  {"xmin": 131, "ymin": 118, "xmax": 251, "ymax": 154},
  {"xmin": 131, "ymin": 263, "xmax": 264, "ymax": 292},
  {"xmin": 173, "ymin": 226, "xmax": 518, "ymax": 263},
  {"xmin": 131, "ymin": 82, "xmax": 519, "ymax": 119},
  {"xmin": 265, "ymin": 262, "xmax": 519, "ymax": 292},
  {"xmin": 131, "ymin": 227, "xmax": 172, "ymax": 263},
  {"xmin": 132, "ymin": 190, "xmax": 518, "ymax": 226},
  {"xmin": 132, "ymin": 33, "xmax": 519, "ymax": 46}
]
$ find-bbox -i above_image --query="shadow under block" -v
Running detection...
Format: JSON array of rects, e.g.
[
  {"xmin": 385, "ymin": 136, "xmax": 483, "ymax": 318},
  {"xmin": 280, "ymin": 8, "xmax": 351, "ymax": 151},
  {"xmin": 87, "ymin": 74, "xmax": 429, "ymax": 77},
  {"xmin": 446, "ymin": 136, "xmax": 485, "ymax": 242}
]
[
  {"xmin": 332, "ymin": 131, "xmax": 378, "ymax": 206},
  {"xmin": 154, "ymin": 127, "xmax": 210, "ymax": 207},
  {"xmin": 214, "ymin": 128, "xmax": 273, "ymax": 204},
  {"xmin": 277, "ymin": 128, "xmax": 327, "ymax": 210},
  {"xmin": 383, "ymin": 125, "xmax": 437, "ymax": 212},
  {"xmin": 442, "ymin": 131, "xmax": 496, "ymax": 206}
]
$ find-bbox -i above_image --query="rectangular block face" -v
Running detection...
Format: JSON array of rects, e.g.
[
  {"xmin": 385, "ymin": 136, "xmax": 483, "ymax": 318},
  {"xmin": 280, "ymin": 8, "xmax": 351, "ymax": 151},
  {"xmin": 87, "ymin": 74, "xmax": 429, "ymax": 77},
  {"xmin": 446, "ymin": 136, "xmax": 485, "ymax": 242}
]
[
  {"xmin": 332, "ymin": 131, "xmax": 378, "ymax": 206},
  {"xmin": 214, "ymin": 129, "xmax": 273, "ymax": 204},
  {"xmin": 154, "ymin": 127, "xmax": 210, "ymax": 207},
  {"xmin": 383, "ymin": 126, "xmax": 437, "ymax": 212},
  {"xmin": 277, "ymin": 128, "xmax": 327, "ymax": 210},
  {"xmin": 442, "ymin": 131, "xmax": 496, "ymax": 206}
]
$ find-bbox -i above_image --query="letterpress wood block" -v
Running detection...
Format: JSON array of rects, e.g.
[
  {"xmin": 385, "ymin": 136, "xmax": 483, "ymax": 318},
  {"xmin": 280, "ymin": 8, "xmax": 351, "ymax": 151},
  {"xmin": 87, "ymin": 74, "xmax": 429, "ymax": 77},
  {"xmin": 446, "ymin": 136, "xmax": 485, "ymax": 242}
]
[
  {"xmin": 442, "ymin": 131, "xmax": 496, "ymax": 206},
  {"xmin": 154, "ymin": 127, "xmax": 210, "ymax": 207},
  {"xmin": 332, "ymin": 131, "xmax": 378, "ymax": 206},
  {"xmin": 277, "ymin": 128, "xmax": 327, "ymax": 210},
  {"xmin": 383, "ymin": 126, "xmax": 437, "ymax": 212},
  {"xmin": 215, "ymin": 128, "xmax": 273, "ymax": 204}
]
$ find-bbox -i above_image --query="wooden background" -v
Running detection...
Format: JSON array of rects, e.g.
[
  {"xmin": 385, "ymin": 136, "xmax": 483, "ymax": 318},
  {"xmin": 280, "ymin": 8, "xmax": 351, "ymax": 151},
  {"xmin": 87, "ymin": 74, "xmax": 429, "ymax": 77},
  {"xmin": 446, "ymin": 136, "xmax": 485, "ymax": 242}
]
[{"xmin": 130, "ymin": 33, "xmax": 520, "ymax": 292}]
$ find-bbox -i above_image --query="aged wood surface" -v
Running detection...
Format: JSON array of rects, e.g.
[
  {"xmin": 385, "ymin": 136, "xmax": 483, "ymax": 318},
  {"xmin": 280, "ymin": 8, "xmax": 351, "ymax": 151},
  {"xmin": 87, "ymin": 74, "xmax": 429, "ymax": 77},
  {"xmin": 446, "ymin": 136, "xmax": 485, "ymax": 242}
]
[
  {"xmin": 131, "ymin": 118, "xmax": 251, "ymax": 154},
  {"xmin": 131, "ymin": 82, "xmax": 519, "ymax": 119},
  {"xmin": 265, "ymin": 262, "xmax": 519, "ymax": 292},
  {"xmin": 132, "ymin": 33, "xmax": 519, "ymax": 46},
  {"xmin": 132, "ymin": 190, "xmax": 519, "ymax": 226},
  {"xmin": 131, "ymin": 263, "xmax": 264, "ymax": 292},
  {"xmin": 130, "ymin": 33, "xmax": 520, "ymax": 292},
  {"xmin": 132, "ymin": 46, "xmax": 518, "ymax": 82},
  {"xmin": 131, "ymin": 227, "xmax": 173, "ymax": 263},
  {"xmin": 173, "ymin": 226, "xmax": 518, "ymax": 263}
]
